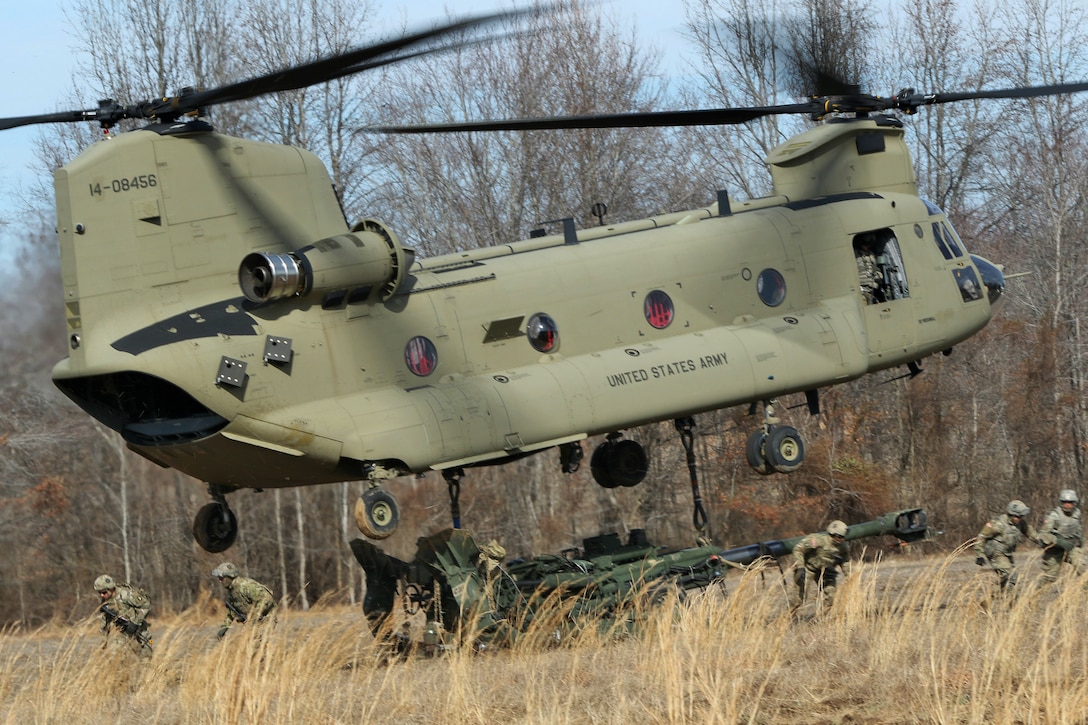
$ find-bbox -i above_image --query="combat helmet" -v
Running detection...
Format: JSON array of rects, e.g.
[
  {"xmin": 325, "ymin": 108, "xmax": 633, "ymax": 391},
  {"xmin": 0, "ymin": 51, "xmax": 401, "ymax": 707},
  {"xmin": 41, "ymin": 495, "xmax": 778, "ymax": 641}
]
[
  {"xmin": 1060, "ymin": 489, "xmax": 1079, "ymax": 505},
  {"xmin": 1007, "ymin": 500, "xmax": 1030, "ymax": 517},
  {"xmin": 212, "ymin": 562, "xmax": 239, "ymax": 579},
  {"xmin": 93, "ymin": 574, "xmax": 116, "ymax": 592},
  {"xmin": 827, "ymin": 520, "xmax": 848, "ymax": 537}
]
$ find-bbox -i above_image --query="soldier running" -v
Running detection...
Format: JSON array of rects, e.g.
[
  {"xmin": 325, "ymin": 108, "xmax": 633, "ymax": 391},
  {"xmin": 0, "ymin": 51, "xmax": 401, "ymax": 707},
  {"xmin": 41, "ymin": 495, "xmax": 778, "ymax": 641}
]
[
  {"xmin": 790, "ymin": 520, "xmax": 850, "ymax": 610},
  {"xmin": 211, "ymin": 562, "xmax": 276, "ymax": 639},
  {"xmin": 93, "ymin": 574, "xmax": 153, "ymax": 659},
  {"xmin": 1038, "ymin": 489, "xmax": 1085, "ymax": 583},
  {"xmin": 974, "ymin": 499, "xmax": 1040, "ymax": 591}
]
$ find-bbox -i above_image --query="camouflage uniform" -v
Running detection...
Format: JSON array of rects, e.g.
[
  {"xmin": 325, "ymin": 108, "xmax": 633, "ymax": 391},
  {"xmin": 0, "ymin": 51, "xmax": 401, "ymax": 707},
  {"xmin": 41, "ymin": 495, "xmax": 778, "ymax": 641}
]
[
  {"xmin": 790, "ymin": 522, "xmax": 849, "ymax": 608},
  {"xmin": 1038, "ymin": 493, "xmax": 1084, "ymax": 582},
  {"xmin": 213, "ymin": 563, "xmax": 275, "ymax": 639},
  {"xmin": 856, "ymin": 246, "xmax": 882, "ymax": 303},
  {"xmin": 95, "ymin": 576, "xmax": 153, "ymax": 659},
  {"xmin": 974, "ymin": 501, "xmax": 1039, "ymax": 590}
]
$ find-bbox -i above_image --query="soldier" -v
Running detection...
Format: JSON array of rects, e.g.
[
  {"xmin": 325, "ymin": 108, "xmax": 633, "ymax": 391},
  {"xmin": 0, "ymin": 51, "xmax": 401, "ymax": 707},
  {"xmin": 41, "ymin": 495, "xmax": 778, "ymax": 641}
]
[
  {"xmin": 93, "ymin": 574, "xmax": 153, "ymax": 659},
  {"xmin": 855, "ymin": 238, "xmax": 883, "ymax": 304},
  {"xmin": 1038, "ymin": 489, "xmax": 1085, "ymax": 582},
  {"xmin": 211, "ymin": 562, "xmax": 276, "ymax": 639},
  {"xmin": 790, "ymin": 520, "xmax": 850, "ymax": 610},
  {"xmin": 974, "ymin": 499, "xmax": 1040, "ymax": 591}
]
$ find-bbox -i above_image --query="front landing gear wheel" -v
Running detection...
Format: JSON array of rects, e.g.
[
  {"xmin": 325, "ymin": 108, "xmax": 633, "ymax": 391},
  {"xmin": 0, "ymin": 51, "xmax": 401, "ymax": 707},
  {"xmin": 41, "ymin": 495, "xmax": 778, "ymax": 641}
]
[
  {"xmin": 193, "ymin": 503, "xmax": 238, "ymax": 553},
  {"xmin": 745, "ymin": 429, "xmax": 774, "ymax": 475},
  {"xmin": 355, "ymin": 488, "xmax": 400, "ymax": 539}
]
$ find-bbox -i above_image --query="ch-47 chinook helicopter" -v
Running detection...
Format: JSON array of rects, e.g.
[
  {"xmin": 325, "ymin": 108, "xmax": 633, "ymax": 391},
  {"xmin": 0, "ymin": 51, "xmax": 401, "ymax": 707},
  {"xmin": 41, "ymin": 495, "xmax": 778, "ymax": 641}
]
[{"xmin": 5, "ymin": 10, "xmax": 1087, "ymax": 553}]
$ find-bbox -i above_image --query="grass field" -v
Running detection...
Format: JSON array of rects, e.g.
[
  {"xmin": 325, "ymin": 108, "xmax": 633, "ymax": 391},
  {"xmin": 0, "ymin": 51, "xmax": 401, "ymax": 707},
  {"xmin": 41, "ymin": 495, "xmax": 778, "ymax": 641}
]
[{"xmin": 2, "ymin": 546, "xmax": 1087, "ymax": 724}]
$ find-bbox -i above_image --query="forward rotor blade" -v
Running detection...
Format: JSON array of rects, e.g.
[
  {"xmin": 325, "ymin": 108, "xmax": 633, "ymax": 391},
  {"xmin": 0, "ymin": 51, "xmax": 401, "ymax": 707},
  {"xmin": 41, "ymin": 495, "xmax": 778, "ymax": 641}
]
[{"xmin": 367, "ymin": 102, "xmax": 819, "ymax": 134}]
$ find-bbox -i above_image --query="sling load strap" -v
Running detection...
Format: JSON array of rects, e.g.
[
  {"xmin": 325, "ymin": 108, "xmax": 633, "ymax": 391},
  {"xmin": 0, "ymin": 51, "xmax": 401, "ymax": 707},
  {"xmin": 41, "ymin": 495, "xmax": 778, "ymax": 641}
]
[
  {"xmin": 444, "ymin": 468, "xmax": 464, "ymax": 530},
  {"xmin": 674, "ymin": 417, "xmax": 709, "ymax": 533}
]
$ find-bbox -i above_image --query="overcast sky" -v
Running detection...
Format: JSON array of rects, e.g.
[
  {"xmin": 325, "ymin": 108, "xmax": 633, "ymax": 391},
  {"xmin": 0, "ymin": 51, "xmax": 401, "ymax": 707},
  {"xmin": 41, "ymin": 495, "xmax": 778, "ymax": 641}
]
[{"xmin": 0, "ymin": 0, "xmax": 692, "ymax": 249}]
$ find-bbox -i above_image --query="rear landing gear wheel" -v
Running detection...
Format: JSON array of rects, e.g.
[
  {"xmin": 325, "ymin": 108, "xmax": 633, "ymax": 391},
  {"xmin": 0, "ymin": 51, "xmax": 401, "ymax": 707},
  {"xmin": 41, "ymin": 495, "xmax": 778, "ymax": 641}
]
[
  {"xmin": 193, "ymin": 503, "xmax": 238, "ymax": 553},
  {"xmin": 591, "ymin": 436, "xmax": 648, "ymax": 488},
  {"xmin": 355, "ymin": 488, "xmax": 400, "ymax": 539},
  {"xmin": 766, "ymin": 425, "xmax": 805, "ymax": 473}
]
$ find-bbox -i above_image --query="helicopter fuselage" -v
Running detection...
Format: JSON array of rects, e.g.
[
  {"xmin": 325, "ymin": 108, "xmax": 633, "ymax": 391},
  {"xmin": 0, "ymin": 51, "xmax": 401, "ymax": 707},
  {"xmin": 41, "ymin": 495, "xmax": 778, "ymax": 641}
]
[{"xmin": 50, "ymin": 117, "xmax": 1001, "ymax": 490}]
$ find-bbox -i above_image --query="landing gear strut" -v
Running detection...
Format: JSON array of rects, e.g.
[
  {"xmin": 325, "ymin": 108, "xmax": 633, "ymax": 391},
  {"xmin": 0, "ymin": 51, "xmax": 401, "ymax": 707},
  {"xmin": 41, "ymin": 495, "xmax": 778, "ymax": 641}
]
[
  {"xmin": 745, "ymin": 399, "xmax": 806, "ymax": 475},
  {"xmin": 354, "ymin": 464, "xmax": 403, "ymax": 540},
  {"xmin": 193, "ymin": 484, "xmax": 238, "ymax": 553}
]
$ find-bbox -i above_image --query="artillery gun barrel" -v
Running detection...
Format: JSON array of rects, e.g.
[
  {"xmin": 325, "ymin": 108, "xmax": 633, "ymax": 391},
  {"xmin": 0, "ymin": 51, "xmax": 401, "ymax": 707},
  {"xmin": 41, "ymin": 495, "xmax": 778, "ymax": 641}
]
[{"xmin": 716, "ymin": 508, "xmax": 929, "ymax": 566}]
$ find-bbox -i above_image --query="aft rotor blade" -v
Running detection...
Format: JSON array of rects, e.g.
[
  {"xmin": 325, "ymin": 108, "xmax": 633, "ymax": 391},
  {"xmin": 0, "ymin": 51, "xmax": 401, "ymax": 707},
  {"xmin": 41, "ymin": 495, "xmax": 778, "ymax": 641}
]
[
  {"xmin": 0, "ymin": 9, "xmax": 539, "ymax": 130},
  {"xmin": 896, "ymin": 80, "xmax": 1088, "ymax": 111},
  {"xmin": 0, "ymin": 109, "xmax": 100, "ymax": 131},
  {"xmin": 191, "ymin": 12, "xmax": 517, "ymax": 111}
]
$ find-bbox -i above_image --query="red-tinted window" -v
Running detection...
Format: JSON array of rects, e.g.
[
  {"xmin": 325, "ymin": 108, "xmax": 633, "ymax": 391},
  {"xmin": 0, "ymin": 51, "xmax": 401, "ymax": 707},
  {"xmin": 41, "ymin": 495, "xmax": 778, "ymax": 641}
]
[
  {"xmin": 644, "ymin": 290, "xmax": 674, "ymax": 329},
  {"xmin": 404, "ymin": 336, "xmax": 438, "ymax": 376},
  {"xmin": 527, "ymin": 313, "xmax": 559, "ymax": 352}
]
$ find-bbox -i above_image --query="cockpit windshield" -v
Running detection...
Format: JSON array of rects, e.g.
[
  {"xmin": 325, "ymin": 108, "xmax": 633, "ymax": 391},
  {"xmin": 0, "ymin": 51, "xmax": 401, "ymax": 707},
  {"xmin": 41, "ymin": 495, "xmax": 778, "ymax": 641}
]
[{"xmin": 922, "ymin": 198, "xmax": 1004, "ymax": 306}]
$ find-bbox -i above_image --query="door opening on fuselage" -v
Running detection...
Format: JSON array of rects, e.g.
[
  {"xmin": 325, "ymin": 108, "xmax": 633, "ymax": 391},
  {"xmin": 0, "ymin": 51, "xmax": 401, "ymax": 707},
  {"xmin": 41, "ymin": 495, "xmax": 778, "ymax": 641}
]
[{"xmin": 853, "ymin": 230, "xmax": 909, "ymax": 305}]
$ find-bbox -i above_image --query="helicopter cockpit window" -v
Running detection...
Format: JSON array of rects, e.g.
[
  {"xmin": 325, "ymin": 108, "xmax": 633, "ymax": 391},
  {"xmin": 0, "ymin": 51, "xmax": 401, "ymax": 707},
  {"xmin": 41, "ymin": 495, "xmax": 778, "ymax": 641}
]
[
  {"xmin": 939, "ymin": 222, "xmax": 964, "ymax": 258},
  {"xmin": 527, "ymin": 312, "xmax": 559, "ymax": 353},
  {"xmin": 644, "ymin": 290, "xmax": 674, "ymax": 329},
  {"xmin": 853, "ymin": 230, "xmax": 910, "ymax": 304},
  {"xmin": 931, "ymin": 221, "xmax": 953, "ymax": 259},
  {"xmin": 922, "ymin": 199, "xmax": 965, "ymax": 260},
  {"xmin": 756, "ymin": 269, "xmax": 786, "ymax": 307},
  {"xmin": 405, "ymin": 336, "xmax": 438, "ymax": 376},
  {"xmin": 953, "ymin": 267, "xmax": 984, "ymax": 302}
]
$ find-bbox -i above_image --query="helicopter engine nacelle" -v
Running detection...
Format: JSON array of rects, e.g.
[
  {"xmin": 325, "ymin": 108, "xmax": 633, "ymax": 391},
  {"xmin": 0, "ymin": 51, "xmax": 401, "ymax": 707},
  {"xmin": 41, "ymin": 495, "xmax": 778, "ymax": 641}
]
[{"xmin": 239, "ymin": 219, "xmax": 414, "ymax": 304}]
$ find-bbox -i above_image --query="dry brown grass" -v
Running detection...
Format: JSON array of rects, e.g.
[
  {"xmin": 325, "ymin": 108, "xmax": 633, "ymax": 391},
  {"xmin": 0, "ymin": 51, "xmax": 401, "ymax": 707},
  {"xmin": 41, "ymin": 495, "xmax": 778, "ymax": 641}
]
[{"xmin": 3, "ymin": 549, "xmax": 1088, "ymax": 724}]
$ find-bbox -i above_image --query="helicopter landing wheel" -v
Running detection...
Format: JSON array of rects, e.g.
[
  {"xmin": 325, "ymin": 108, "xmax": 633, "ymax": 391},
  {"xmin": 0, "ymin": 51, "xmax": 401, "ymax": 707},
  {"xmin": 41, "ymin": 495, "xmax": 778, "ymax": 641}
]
[
  {"xmin": 590, "ymin": 437, "xmax": 648, "ymax": 488},
  {"xmin": 193, "ymin": 502, "xmax": 238, "ymax": 553},
  {"xmin": 766, "ymin": 425, "xmax": 805, "ymax": 473},
  {"xmin": 355, "ymin": 488, "xmax": 400, "ymax": 539},
  {"xmin": 745, "ymin": 429, "xmax": 775, "ymax": 475}
]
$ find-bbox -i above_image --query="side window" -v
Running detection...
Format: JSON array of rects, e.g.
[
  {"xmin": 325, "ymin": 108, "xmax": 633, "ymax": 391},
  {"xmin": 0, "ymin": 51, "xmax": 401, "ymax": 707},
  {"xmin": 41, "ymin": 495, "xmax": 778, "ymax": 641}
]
[
  {"xmin": 854, "ymin": 231, "xmax": 910, "ymax": 304},
  {"xmin": 756, "ymin": 269, "xmax": 786, "ymax": 307}
]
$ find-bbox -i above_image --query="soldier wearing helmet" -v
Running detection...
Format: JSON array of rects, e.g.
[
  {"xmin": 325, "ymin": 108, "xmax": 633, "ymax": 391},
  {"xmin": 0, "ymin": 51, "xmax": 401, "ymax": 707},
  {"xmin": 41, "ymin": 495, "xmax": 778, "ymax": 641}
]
[
  {"xmin": 93, "ymin": 573, "xmax": 152, "ymax": 659},
  {"xmin": 973, "ymin": 499, "xmax": 1041, "ymax": 591},
  {"xmin": 1038, "ymin": 490, "xmax": 1084, "ymax": 582},
  {"xmin": 212, "ymin": 562, "xmax": 276, "ymax": 640},
  {"xmin": 789, "ymin": 520, "xmax": 851, "ymax": 611}
]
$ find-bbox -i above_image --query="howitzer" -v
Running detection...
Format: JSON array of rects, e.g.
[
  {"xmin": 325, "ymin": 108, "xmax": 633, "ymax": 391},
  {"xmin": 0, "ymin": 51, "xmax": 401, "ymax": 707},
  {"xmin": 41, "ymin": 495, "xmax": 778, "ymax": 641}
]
[
  {"xmin": 99, "ymin": 604, "xmax": 153, "ymax": 650},
  {"xmin": 350, "ymin": 508, "xmax": 928, "ymax": 650}
]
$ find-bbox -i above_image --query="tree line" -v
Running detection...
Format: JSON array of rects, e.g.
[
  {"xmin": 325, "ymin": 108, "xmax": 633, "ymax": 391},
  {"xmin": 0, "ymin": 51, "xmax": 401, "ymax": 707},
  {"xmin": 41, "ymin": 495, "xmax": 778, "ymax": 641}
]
[{"xmin": 1, "ymin": 0, "xmax": 1086, "ymax": 626}]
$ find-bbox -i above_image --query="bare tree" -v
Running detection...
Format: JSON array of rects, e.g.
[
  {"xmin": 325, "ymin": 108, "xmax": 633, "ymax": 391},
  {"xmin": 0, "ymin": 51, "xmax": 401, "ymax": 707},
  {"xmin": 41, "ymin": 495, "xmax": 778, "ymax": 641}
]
[{"xmin": 369, "ymin": 0, "xmax": 680, "ymax": 255}]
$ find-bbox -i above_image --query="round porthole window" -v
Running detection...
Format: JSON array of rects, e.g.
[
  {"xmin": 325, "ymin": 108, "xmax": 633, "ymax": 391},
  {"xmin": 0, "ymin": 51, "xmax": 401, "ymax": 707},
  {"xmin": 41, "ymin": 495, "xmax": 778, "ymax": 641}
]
[
  {"xmin": 527, "ymin": 312, "xmax": 559, "ymax": 353},
  {"xmin": 404, "ymin": 336, "xmax": 438, "ymax": 376},
  {"xmin": 757, "ymin": 269, "xmax": 786, "ymax": 307},
  {"xmin": 644, "ymin": 290, "xmax": 674, "ymax": 329}
]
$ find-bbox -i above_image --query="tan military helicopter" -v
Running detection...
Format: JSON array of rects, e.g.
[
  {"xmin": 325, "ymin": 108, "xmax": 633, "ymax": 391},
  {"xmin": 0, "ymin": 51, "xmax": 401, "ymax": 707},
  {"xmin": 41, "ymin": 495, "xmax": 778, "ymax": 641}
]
[{"xmin": 5, "ymin": 11, "xmax": 1086, "ymax": 552}]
